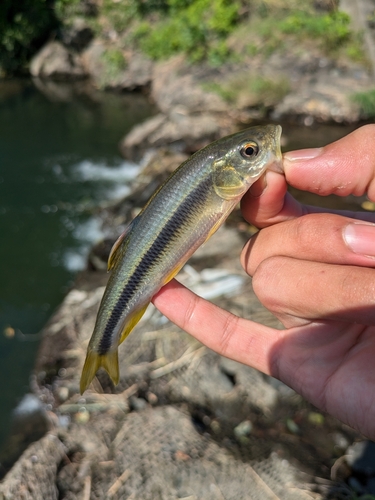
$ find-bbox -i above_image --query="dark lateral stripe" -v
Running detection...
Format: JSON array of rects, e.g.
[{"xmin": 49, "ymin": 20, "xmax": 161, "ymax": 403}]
[{"xmin": 98, "ymin": 176, "xmax": 211, "ymax": 355}]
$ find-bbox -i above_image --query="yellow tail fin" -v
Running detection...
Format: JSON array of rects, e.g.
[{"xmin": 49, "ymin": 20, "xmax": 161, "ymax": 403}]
[{"xmin": 80, "ymin": 349, "xmax": 119, "ymax": 394}]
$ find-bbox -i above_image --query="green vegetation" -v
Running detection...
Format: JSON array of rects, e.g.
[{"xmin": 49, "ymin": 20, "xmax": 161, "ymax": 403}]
[
  {"xmin": 204, "ymin": 75, "xmax": 290, "ymax": 108},
  {"xmin": 53, "ymin": 0, "xmax": 82, "ymax": 20},
  {"xmin": 0, "ymin": 0, "xmax": 57, "ymax": 74},
  {"xmin": 137, "ymin": 0, "xmax": 239, "ymax": 64},
  {"xmin": 231, "ymin": 3, "xmax": 365, "ymax": 62},
  {"xmin": 120, "ymin": 0, "xmax": 364, "ymax": 65},
  {"xmin": 98, "ymin": 48, "xmax": 128, "ymax": 89},
  {"xmin": 0, "ymin": 0, "xmax": 366, "ymax": 74},
  {"xmin": 351, "ymin": 89, "xmax": 375, "ymax": 117},
  {"xmin": 0, "ymin": 0, "xmax": 84, "ymax": 74}
]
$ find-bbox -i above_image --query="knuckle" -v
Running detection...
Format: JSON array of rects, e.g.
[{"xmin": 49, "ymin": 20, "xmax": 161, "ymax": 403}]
[
  {"xmin": 252, "ymin": 256, "xmax": 287, "ymax": 313},
  {"xmin": 218, "ymin": 314, "xmax": 240, "ymax": 357},
  {"xmin": 182, "ymin": 293, "xmax": 199, "ymax": 330}
]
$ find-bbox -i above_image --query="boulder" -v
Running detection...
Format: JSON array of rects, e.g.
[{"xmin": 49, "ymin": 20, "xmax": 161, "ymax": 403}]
[
  {"xmin": 60, "ymin": 17, "xmax": 94, "ymax": 52},
  {"xmin": 120, "ymin": 110, "xmax": 229, "ymax": 161},
  {"xmin": 151, "ymin": 56, "xmax": 228, "ymax": 114},
  {"xmin": 30, "ymin": 42, "xmax": 87, "ymax": 81},
  {"xmin": 82, "ymin": 42, "xmax": 153, "ymax": 90}
]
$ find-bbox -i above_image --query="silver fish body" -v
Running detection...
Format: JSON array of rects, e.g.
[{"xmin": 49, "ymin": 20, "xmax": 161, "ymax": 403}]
[{"xmin": 80, "ymin": 124, "xmax": 283, "ymax": 393}]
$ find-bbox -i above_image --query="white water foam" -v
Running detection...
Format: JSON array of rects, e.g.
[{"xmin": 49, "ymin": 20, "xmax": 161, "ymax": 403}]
[
  {"xmin": 53, "ymin": 158, "xmax": 141, "ymax": 272},
  {"xmin": 62, "ymin": 217, "xmax": 105, "ymax": 272},
  {"xmin": 72, "ymin": 159, "xmax": 140, "ymax": 182}
]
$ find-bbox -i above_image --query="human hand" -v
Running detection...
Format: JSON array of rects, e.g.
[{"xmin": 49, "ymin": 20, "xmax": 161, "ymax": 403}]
[{"xmin": 153, "ymin": 125, "xmax": 375, "ymax": 439}]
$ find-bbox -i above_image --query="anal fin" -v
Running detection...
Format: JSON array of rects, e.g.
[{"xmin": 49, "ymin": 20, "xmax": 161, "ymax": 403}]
[{"xmin": 119, "ymin": 303, "xmax": 149, "ymax": 345}]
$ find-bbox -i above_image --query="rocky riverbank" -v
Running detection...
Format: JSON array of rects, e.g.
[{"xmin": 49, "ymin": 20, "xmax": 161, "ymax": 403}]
[
  {"xmin": 27, "ymin": 0, "xmax": 375, "ymax": 150},
  {"xmin": 2, "ymin": 1, "xmax": 375, "ymax": 498},
  {"xmin": 0, "ymin": 142, "xmax": 373, "ymax": 499}
]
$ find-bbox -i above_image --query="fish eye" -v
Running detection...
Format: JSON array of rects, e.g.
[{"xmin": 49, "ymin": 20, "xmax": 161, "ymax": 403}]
[{"xmin": 240, "ymin": 142, "xmax": 259, "ymax": 159}]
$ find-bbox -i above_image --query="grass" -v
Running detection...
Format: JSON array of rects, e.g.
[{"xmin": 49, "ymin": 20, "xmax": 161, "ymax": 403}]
[
  {"xmin": 134, "ymin": 0, "xmax": 240, "ymax": 65},
  {"xmin": 0, "ymin": 0, "xmax": 367, "ymax": 74},
  {"xmin": 228, "ymin": 2, "xmax": 365, "ymax": 62},
  {"xmin": 204, "ymin": 75, "xmax": 290, "ymax": 108},
  {"xmin": 351, "ymin": 89, "xmax": 375, "ymax": 117},
  {"xmin": 98, "ymin": 48, "xmax": 127, "ymax": 89}
]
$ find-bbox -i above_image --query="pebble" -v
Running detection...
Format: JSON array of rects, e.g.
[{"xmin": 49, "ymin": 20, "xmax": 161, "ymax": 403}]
[
  {"xmin": 234, "ymin": 420, "xmax": 253, "ymax": 438},
  {"xmin": 346, "ymin": 441, "xmax": 375, "ymax": 476}
]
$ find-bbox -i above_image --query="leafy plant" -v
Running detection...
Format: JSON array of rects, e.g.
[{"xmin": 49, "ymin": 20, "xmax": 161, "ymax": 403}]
[
  {"xmin": 279, "ymin": 10, "xmax": 352, "ymax": 51},
  {"xmin": 54, "ymin": 0, "xmax": 82, "ymax": 19},
  {"xmin": 0, "ymin": 0, "xmax": 58, "ymax": 73},
  {"xmin": 352, "ymin": 89, "xmax": 375, "ymax": 117},
  {"xmin": 204, "ymin": 75, "xmax": 290, "ymax": 108},
  {"xmin": 98, "ymin": 48, "xmax": 127, "ymax": 89},
  {"xmin": 136, "ymin": 0, "xmax": 240, "ymax": 63}
]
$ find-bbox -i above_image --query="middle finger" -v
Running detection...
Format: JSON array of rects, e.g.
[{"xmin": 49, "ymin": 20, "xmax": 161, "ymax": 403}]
[{"xmin": 242, "ymin": 213, "xmax": 375, "ymax": 276}]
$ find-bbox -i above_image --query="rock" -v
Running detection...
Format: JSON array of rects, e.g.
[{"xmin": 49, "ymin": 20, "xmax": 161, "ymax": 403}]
[
  {"xmin": 346, "ymin": 440, "xmax": 375, "ymax": 475},
  {"xmin": 60, "ymin": 17, "xmax": 94, "ymax": 52},
  {"xmin": 30, "ymin": 42, "xmax": 87, "ymax": 81},
  {"xmin": 82, "ymin": 43, "xmax": 153, "ymax": 90},
  {"xmin": 0, "ymin": 394, "xmax": 51, "ymax": 476},
  {"xmin": 120, "ymin": 110, "xmax": 226, "ymax": 160},
  {"xmin": 314, "ymin": 0, "xmax": 339, "ymax": 11},
  {"xmin": 0, "ymin": 434, "xmax": 66, "ymax": 500},
  {"xmin": 0, "ymin": 407, "xmax": 328, "ymax": 500},
  {"xmin": 234, "ymin": 420, "xmax": 253, "ymax": 439},
  {"xmin": 118, "ymin": 52, "xmax": 153, "ymax": 90},
  {"xmin": 81, "ymin": 39, "xmax": 106, "ymax": 84},
  {"xmin": 151, "ymin": 56, "xmax": 228, "ymax": 115},
  {"xmin": 273, "ymin": 80, "xmax": 361, "ymax": 123},
  {"xmin": 117, "ymin": 55, "xmax": 234, "ymax": 159}
]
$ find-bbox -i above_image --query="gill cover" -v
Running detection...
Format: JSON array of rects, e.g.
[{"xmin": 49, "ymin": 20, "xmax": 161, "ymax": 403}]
[{"xmin": 212, "ymin": 160, "xmax": 247, "ymax": 200}]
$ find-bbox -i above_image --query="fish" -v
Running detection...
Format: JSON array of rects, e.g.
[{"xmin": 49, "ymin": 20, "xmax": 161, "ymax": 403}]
[{"xmin": 80, "ymin": 124, "xmax": 283, "ymax": 393}]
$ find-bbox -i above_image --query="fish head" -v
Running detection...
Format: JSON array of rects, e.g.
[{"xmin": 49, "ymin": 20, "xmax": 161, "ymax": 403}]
[{"xmin": 212, "ymin": 124, "xmax": 283, "ymax": 200}]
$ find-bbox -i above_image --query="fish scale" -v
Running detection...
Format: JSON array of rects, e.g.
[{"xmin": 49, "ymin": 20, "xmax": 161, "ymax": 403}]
[{"xmin": 80, "ymin": 124, "xmax": 283, "ymax": 393}]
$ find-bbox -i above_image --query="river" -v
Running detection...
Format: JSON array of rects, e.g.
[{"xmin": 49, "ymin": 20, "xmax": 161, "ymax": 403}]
[
  {"xmin": 0, "ymin": 79, "xmax": 154, "ymax": 450},
  {"xmin": 0, "ymin": 78, "xmax": 364, "ymax": 456}
]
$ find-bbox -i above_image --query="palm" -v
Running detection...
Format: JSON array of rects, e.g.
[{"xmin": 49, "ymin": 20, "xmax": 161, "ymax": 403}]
[{"xmin": 273, "ymin": 320, "xmax": 375, "ymax": 436}]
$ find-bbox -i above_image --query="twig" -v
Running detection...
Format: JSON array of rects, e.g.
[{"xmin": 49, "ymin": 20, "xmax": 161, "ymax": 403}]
[
  {"xmin": 330, "ymin": 454, "xmax": 348, "ymax": 481},
  {"xmin": 121, "ymin": 383, "xmax": 138, "ymax": 399},
  {"xmin": 141, "ymin": 328, "xmax": 178, "ymax": 341},
  {"xmin": 150, "ymin": 346, "xmax": 206, "ymax": 379},
  {"xmin": 107, "ymin": 469, "xmax": 132, "ymax": 498},
  {"xmin": 82, "ymin": 475, "xmax": 91, "ymax": 500}
]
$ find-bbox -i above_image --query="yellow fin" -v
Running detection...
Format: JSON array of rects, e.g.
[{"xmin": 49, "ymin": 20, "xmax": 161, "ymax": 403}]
[
  {"xmin": 163, "ymin": 261, "xmax": 185, "ymax": 286},
  {"xmin": 80, "ymin": 349, "xmax": 119, "ymax": 394},
  {"xmin": 119, "ymin": 261, "xmax": 186, "ymax": 346},
  {"xmin": 107, "ymin": 216, "xmax": 139, "ymax": 271},
  {"xmin": 119, "ymin": 303, "xmax": 149, "ymax": 345}
]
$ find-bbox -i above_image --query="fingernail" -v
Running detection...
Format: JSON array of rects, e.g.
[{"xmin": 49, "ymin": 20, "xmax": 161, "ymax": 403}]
[
  {"xmin": 283, "ymin": 148, "xmax": 323, "ymax": 161},
  {"xmin": 343, "ymin": 223, "xmax": 375, "ymax": 257}
]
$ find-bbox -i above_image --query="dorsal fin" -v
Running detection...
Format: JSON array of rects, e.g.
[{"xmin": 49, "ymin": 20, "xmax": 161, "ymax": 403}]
[{"xmin": 107, "ymin": 216, "xmax": 139, "ymax": 271}]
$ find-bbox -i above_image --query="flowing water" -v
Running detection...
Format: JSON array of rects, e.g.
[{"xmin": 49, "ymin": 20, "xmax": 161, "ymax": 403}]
[
  {"xmin": 0, "ymin": 78, "xmax": 364, "ymax": 458},
  {"xmin": 0, "ymin": 80, "xmax": 154, "ymax": 449}
]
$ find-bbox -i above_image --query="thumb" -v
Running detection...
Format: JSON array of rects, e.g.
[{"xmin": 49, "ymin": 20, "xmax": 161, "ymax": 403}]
[{"xmin": 283, "ymin": 124, "xmax": 375, "ymax": 199}]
